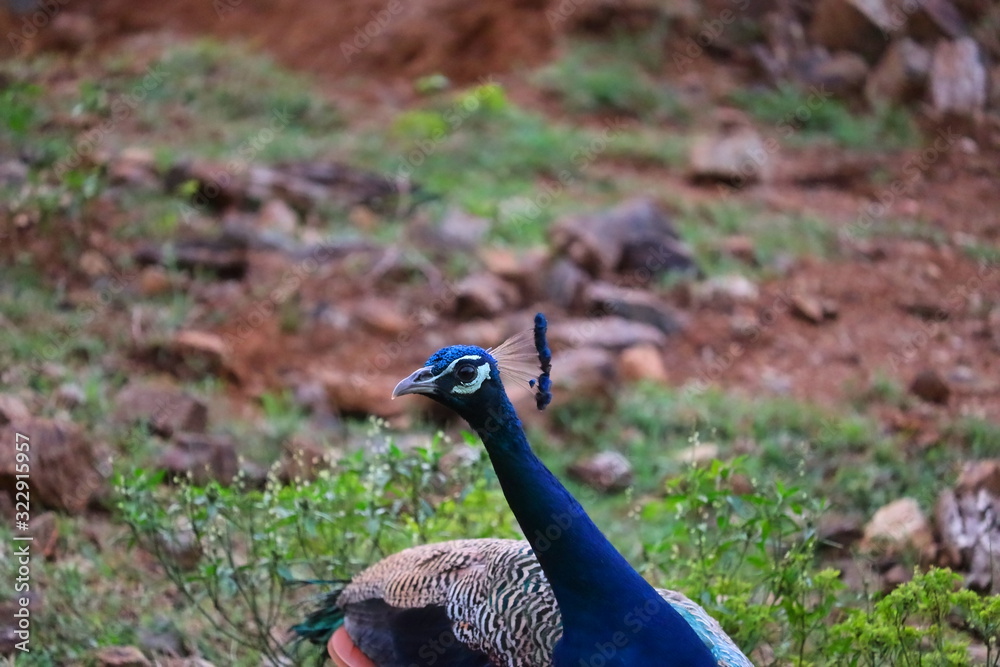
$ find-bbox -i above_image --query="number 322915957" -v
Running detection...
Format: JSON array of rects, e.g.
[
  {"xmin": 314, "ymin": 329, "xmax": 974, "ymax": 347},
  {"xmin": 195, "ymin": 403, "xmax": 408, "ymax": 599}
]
[{"xmin": 14, "ymin": 433, "xmax": 29, "ymax": 524}]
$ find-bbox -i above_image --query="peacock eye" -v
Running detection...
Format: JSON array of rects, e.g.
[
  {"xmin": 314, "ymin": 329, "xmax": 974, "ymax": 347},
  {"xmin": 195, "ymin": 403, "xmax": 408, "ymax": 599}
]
[{"xmin": 455, "ymin": 363, "xmax": 478, "ymax": 384}]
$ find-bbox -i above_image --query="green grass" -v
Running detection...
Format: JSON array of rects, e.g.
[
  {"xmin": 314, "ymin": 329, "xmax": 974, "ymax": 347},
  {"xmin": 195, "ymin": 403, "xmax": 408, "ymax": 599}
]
[
  {"xmin": 532, "ymin": 38, "xmax": 688, "ymax": 122},
  {"xmin": 671, "ymin": 200, "xmax": 838, "ymax": 276},
  {"xmin": 730, "ymin": 84, "xmax": 918, "ymax": 150}
]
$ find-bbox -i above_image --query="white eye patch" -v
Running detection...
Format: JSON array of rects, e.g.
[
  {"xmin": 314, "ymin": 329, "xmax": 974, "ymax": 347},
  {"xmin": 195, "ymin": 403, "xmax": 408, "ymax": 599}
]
[{"xmin": 435, "ymin": 354, "xmax": 492, "ymax": 394}]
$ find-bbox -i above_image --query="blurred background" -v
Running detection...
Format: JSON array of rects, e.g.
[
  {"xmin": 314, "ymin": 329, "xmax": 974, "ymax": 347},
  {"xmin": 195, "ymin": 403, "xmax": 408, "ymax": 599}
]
[{"xmin": 1, "ymin": 0, "xmax": 999, "ymax": 664}]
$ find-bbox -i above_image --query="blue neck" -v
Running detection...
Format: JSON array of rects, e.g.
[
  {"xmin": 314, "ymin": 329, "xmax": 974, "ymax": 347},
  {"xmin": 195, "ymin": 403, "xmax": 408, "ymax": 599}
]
[{"xmin": 466, "ymin": 399, "xmax": 716, "ymax": 666}]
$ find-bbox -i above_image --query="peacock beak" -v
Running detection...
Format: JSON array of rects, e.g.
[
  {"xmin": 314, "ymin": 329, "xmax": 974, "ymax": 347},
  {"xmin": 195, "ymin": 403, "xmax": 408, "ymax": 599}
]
[{"xmin": 391, "ymin": 367, "xmax": 437, "ymax": 398}]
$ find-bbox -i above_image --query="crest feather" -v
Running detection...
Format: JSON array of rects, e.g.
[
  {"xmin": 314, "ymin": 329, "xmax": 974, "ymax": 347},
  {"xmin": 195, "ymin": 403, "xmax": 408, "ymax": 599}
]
[{"xmin": 488, "ymin": 330, "xmax": 541, "ymax": 394}]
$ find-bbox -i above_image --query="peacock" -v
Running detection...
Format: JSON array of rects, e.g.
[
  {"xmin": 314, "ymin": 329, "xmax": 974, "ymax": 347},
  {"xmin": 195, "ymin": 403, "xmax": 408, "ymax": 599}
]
[{"xmin": 294, "ymin": 314, "xmax": 753, "ymax": 667}]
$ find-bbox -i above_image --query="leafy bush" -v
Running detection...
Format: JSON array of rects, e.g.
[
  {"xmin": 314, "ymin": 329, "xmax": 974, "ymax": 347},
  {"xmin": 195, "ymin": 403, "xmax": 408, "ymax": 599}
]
[{"xmin": 113, "ymin": 418, "xmax": 1000, "ymax": 665}]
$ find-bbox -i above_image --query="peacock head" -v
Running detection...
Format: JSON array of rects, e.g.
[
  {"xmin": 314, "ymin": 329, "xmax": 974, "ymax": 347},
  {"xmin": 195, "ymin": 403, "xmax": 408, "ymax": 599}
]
[
  {"xmin": 392, "ymin": 314, "xmax": 553, "ymax": 427},
  {"xmin": 392, "ymin": 345, "xmax": 510, "ymax": 424}
]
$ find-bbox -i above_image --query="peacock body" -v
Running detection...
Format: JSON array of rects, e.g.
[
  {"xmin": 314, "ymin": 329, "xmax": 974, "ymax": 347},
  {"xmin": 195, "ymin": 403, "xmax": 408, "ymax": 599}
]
[{"xmin": 295, "ymin": 315, "xmax": 753, "ymax": 667}]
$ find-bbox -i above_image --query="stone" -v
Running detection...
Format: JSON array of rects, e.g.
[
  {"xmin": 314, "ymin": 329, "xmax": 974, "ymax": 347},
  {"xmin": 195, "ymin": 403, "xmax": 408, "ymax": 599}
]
[
  {"xmin": 258, "ymin": 199, "xmax": 299, "ymax": 234},
  {"xmin": 550, "ymin": 198, "xmax": 697, "ymax": 280},
  {"xmin": 689, "ymin": 126, "xmax": 771, "ymax": 185},
  {"xmin": 808, "ymin": 51, "xmax": 871, "ymax": 96},
  {"xmin": 583, "ymin": 282, "xmax": 685, "ymax": 335},
  {"xmin": 674, "ymin": 442, "xmax": 720, "ymax": 465},
  {"xmin": 318, "ymin": 370, "xmax": 404, "ymax": 418},
  {"xmin": 861, "ymin": 497, "xmax": 935, "ymax": 560},
  {"xmin": 114, "ymin": 381, "xmax": 208, "ymax": 437},
  {"xmin": 567, "ymin": 451, "xmax": 634, "ymax": 493},
  {"xmin": 134, "ymin": 234, "xmax": 249, "ymax": 281},
  {"xmin": 355, "ymin": 299, "xmax": 411, "ymax": 336},
  {"xmin": 0, "ymin": 419, "xmax": 106, "ymax": 514},
  {"xmin": 817, "ymin": 513, "xmax": 864, "ymax": 552},
  {"xmin": 159, "ymin": 433, "xmax": 239, "ymax": 486},
  {"xmin": 935, "ymin": 460, "xmax": 1000, "ymax": 593},
  {"xmin": 545, "ymin": 258, "xmax": 591, "ymax": 309},
  {"xmin": 929, "ymin": 37, "xmax": 988, "ymax": 115},
  {"xmin": 618, "ymin": 344, "xmax": 669, "ymax": 383},
  {"xmin": 138, "ymin": 266, "xmax": 171, "ymax": 297},
  {"xmin": 550, "ymin": 347, "xmax": 618, "ymax": 399},
  {"xmin": 909, "ymin": 369, "xmax": 950, "ymax": 404},
  {"xmin": 718, "ymin": 235, "xmax": 757, "ymax": 265},
  {"xmin": 79, "ymin": 250, "xmax": 112, "ymax": 278},
  {"xmin": 810, "ymin": 0, "xmax": 895, "ymax": 61},
  {"xmin": 865, "ymin": 38, "xmax": 932, "ymax": 105},
  {"xmin": 549, "ymin": 317, "xmax": 667, "ymax": 351},
  {"xmin": 0, "ymin": 394, "xmax": 31, "ymax": 425},
  {"xmin": 906, "ymin": 0, "xmax": 968, "ymax": 40},
  {"xmin": 692, "ymin": 275, "xmax": 760, "ymax": 307},
  {"xmin": 453, "ymin": 272, "xmax": 520, "ymax": 318},
  {"xmin": 55, "ymin": 382, "xmax": 86, "ymax": 409},
  {"xmin": 94, "ymin": 645, "xmax": 151, "ymax": 667},
  {"xmin": 790, "ymin": 294, "xmax": 832, "ymax": 324}
]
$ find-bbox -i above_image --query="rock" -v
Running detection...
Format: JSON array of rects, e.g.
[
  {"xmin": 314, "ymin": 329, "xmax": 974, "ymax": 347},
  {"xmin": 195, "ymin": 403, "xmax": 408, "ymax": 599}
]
[
  {"xmin": 134, "ymin": 234, "xmax": 249, "ymax": 281},
  {"xmin": 0, "ymin": 419, "xmax": 106, "ymax": 514},
  {"xmin": 689, "ymin": 126, "xmax": 771, "ymax": 185},
  {"xmin": 318, "ymin": 370, "xmax": 403, "ymax": 418},
  {"xmin": 882, "ymin": 563, "xmax": 913, "ymax": 591},
  {"xmin": 138, "ymin": 266, "xmax": 172, "ymax": 297},
  {"xmin": 691, "ymin": 275, "xmax": 760, "ymax": 307},
  {"xmin": 907, "ymin": 0, "xmax": 968, "ymax": 40},
  {"xmin": 355, "ymin": 300, "xmax": 410, "ymax": 336},
  {"xmin": 281, "ymin": 435, "xmax": 336, "ymax": 483},
  {"xmin": 929, "ymin": 37, "xmax": 988, "ymax": 115},
  {"xmin": 56, "ymin": 382, "xmax": 86, "ymax": 409},
  {"xmin": 583, "ymin": 282, "xmax": 686, "ymax": 335},
  {"xmin": 619, "ymin": 344, "xmax": 669, "ymax": 383},
  {"xmin": 817, "ymin": 513, "xmax": 864, "ymax": 552},
  {"xmin": 114, "ymin": 382, "xmax": 208, "ymax": 437},
  {"xmin": 0, "ymin": 394, "xmax": 31, "ymax": 425},
  {"xmin": 567, "ymin": 451, "xmax": 634, "ymax": 493},
  {"xmin": 674, "ymin": 442, "xmax": 720, "ymax": 465},
  {"xmin": 258, "ymin": 198, "xmax": 299, "ymax": 234},
  {"xmin": 718, "ymin": 235, "xmax": 757, "ymax": 265},
  {"xmin": 140, "ymin": 331, "xmax": 238, "ymax": 382},
  {"xmin": 550, "ymin": 198, "xmax": 698, "ymax": 280},
  {"xmin": 479, "ymin": 247, "xmax": 547, "ymax": 303},
  {"xmin": 545, "ymin": 258, "xmax": 591, "ymax": 309},
  {"xmin": 159, "ymin": 433, "xmax": 239, "ymax": 486},
  {"xmin": 94, "ymin": 645, "xmax": 151, "ymax": 667},
  {"xmin": 550, "ymin": 347, "xmax": 618, "ymax": 399},
  {"xmin": 909, "ymin": 369, "xmax": 950, "ymax": 404},
  {"xmin": 435, "ymin": 207, "xmax": 490, "ymax": 251},
  {"xmin": 453, "ymin": 272, "xmax": 520, "ymax": 318},
  {"xmin": 808, "ymin": 51, "xmax": 871, "ymax": 96},
  {"xmin": 549, "ymin": 317, "xmax": 667, "ymax": 351},
  {"xmin": 810, "ymin": 0, "xmax": 895, "ymax": 61},
  {"xmin": 108, "ymin": 147, "xmax": 158, "ymax": 187},
  {"xmin": 935, "ymin": 460, "xmax": 1000, "ymax": 593},
  {"xmin": 861, "ymin": 497, "xmax": 935, "ymax": 560},
  {"xmin": 791, "ymin": 294, "xmax": 837, "ymax": 324},
  {"xmin": 865, "ymin": 38, "xmax": 932, "ymax": 105},
  {"xmin": 79, "ymin": 250, "xmax": 112, "ymax": 278},
  {"xmin": 31, "ymin": 511, "xmax": 60, "ymax": 559}
]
